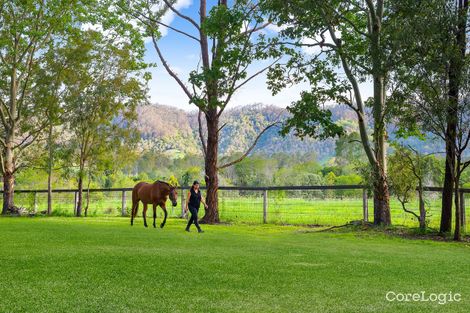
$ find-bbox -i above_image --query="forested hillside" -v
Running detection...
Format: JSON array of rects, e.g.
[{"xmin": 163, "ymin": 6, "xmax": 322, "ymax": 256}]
[
  {"xmin": 137, "ymin": 103, "xmax": 354, "ymax": 161},
  {"xmin": 137, "ymin": 103, "xmax": 442, "ymax": 161}
]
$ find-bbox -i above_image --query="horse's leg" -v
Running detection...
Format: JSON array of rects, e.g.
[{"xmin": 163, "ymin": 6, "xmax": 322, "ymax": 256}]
[
  {"xmin": 143, "ymin": 203, "xmax": 148, "ymax": 228},
  {"xmin": 160, "ymin": 204, "xmax": 168, "ymax": 228},
  {"xmin": 152, "ymin": 203, "xmax": 157, "ymax": 228},
  {"xmin": 131, "ymin": 200, "xmax": 139, "ymax": 226}
]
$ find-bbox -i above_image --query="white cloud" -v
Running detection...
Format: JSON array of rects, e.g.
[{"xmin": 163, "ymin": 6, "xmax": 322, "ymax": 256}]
[
  {"xmin": 159, "ymin": 0, "xmax": 193, "ymax": 37},
  {"xmin": 266, "ymin": 23, "xmax": 287, "ymax": 33}
]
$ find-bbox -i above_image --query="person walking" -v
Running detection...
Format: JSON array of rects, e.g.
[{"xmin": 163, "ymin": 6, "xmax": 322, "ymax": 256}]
[{"xmin": 185, "ymin": 180, "xmax": 207, "ymax": 233}]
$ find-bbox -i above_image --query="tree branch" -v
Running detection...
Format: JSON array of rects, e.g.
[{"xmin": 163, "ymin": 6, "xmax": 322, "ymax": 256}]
[
  {"xmin": 399, "ymin": 198, "xmax": 421, "ymax": 221},
  {"xmin": 218, "ymin": 122, "xmax": 280, "ymax": 169},
  {"xmin": 240, "ymin": 21, "xmax": 271, "ymax": 36},
  {"xmin": 162, "ymin": 0, "xmax": 200, "ymax": 30},
  {"xmin": 198, "ymin": 109, "xmax": 207, "ymax": 157},
  {"xmin": 221, "ymin": 57, "xmax": 281, "ymax": 116},
  {"xmin": 151, "ymin": 33, "xmax": 193, "ymax": 100}
]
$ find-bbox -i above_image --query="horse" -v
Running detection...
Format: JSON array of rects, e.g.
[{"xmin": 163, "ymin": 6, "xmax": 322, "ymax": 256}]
[{"xmin": 130, "ymin": 181, "xmax": 178, "ymax": 228}]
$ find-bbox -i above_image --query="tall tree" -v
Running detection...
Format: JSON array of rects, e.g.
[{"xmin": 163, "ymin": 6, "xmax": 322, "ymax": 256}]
[
  {"xmin": 439, "ymin": 0, "xmax": 469, "ymax": 233},
  {"xmin": 0, "ymin": 0, "xmax": 86, "ymax": 214},
  {"xmin": 115, "ymin": 0, "xmax": 279, "ymax": 223},
  {"xmin": 391, "ymin": 0, "xmax": 469, "ymax": 239},
  {"xmin": 63, "ymin": 30, "xmax": 146, "ymax": 217},
  {"xmin": 264, "ymin": 0, "xmax": 405, "ymax": 225},
  {"xmin": 32, "ymin": 43, "xmax": 69, "ymax": 215}
]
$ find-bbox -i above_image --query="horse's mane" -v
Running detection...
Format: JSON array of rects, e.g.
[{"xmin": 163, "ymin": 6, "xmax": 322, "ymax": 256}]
[{"xmin": 156, "ymin": 180, "xmax": 172, "ymax": 188}]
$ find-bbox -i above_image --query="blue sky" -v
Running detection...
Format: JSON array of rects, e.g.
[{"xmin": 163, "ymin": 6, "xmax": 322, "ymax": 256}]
[{"xmin": 144, "ymin": 0, "xmax": 373, "ymax": 111}]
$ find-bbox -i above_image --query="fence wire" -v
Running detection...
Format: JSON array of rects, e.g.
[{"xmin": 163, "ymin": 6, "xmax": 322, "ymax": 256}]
[{"xmin": 3, "ymin": 187, "xmax": 469, "ymax": 232}]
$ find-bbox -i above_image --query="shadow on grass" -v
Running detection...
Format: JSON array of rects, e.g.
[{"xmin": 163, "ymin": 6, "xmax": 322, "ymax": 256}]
[{"xmin": 296, "ymin": 220, "xmax": 470, "ymax": 243}]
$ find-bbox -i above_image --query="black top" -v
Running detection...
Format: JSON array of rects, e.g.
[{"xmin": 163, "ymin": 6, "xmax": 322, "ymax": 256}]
[{"xmin": 188, "ymin": 188, "xmax": 202, "ymax": 209}]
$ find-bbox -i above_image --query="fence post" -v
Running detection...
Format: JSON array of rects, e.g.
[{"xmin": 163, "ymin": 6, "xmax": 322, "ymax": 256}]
[
  {"xmin": 33, "ymin": 192, "xmax": 38, "ymax": 212},
  {"xmin": 263, "ymin": 189, "xmax": 268, "ymax": 224},
  {"xmin": 74, "ymin": 191, "xmax": 78, "ymax": 216},
  {"xmin": 461, "ymin": 191, "xmax": 466, "ymax": 232},
  {"xmin": 121, "ymin": 191, "xmax": 127, "ymax": 217},
  {"xmin": 362, "ymin": 189, "xmax": 368, "ymax": 222}
]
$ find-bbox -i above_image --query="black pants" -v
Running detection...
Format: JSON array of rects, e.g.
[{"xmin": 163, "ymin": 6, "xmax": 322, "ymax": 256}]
[{"xmin": 186, "ymin": 206, "xmax": 201, "ymax": 230}]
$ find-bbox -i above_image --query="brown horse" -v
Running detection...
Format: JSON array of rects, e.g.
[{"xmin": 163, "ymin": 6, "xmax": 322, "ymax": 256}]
[{"xmin": 130, "ymin": 181, "xmax": 178, "ymax": 228}]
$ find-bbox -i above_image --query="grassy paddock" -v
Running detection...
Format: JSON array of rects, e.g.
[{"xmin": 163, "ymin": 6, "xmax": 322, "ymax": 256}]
[
  {"xmin": 0, "ymin": 217, "xmax": 469, "ymax": 313},
  {"xmin": 9, "ymin": 190, "xmax": 470, "ymax": 231}
]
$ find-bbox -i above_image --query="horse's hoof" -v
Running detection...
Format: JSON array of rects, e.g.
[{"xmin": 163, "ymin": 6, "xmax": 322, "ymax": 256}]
[
  {"xmin": 153, "ymin": 224, "xmax": 156, "ymax": 228},
  {"xmin": 144, "ymin": 225, "xmax": 148, "ymax": 228},
  {"xmin": 160, "ymin": 224, "xmax": 165, "ymax": 228}
]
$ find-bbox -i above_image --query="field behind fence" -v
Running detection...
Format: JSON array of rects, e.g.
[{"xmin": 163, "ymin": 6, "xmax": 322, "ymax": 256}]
[{"xmin": 6, "ymin": 185, "xmax": 470, "ymax": 231}]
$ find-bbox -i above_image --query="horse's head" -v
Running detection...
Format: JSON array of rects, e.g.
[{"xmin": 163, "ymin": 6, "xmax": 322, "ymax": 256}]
[{"xmin": 169, "ymin": 186, "xmax": 178, "ymax": 207}]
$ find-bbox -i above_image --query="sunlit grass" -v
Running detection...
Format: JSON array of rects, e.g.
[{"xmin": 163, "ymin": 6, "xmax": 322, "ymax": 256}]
[{"xmin": 0, "ymin": 217, "xmax": 469, "ymax": 313}]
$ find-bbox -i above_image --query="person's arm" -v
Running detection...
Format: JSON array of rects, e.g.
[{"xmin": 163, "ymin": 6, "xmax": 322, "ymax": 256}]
[
  {"xmin": 200, "ymin": 193, "xmax": 208, "ymax": 208},
  {"xmin": 185, "ymin": 191, "xmax": 191, "ymax": 212}
]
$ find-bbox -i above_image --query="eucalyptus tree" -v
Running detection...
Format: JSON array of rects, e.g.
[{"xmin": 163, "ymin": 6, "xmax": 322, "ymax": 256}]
[
  {"xmin": 114, "ymin": 0, "xmax": 280, "ymax": 223},
  {"xmin": 0, "ymin": 0, "xmax": 89, "ymax": 214},
  {"xmin": 390, "ymin": 0, "xmax": 468, "ymax": 239},
  {"xmin": 63, "ymin": 30, "xmax": 146, "ymax": 217},
  {"xmin": 263, "ymin": 0, "xmax": 408, "ymax": 225},
  {"xmin": 31, "ymin": 42, "xmax": 70, "ymax": 215},
  {"xmin": 394, "ymin": 0, "xmax": 469, "ymax": 233}
]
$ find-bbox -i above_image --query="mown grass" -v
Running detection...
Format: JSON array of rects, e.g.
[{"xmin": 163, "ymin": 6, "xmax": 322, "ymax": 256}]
[{"xmin": 0, "ymin": 217, "xmax": 469, "ymax": 313}]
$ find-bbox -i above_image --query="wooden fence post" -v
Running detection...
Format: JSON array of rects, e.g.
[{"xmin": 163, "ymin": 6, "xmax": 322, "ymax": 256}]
[
  {"xmin": 362, "ymin": 189, "xmax": 368, "ymax": 222},
  {"xmin": 121, "ymin": 191, "xmax": 127, "ymax": 217},
  {"xmin": 263, "ymin": 189, "xmax": 268, "ymax": 224},
  {"xmin": 74, "ymin": 191, "xmax": 78, "ymax": 216},
  {"xmin": 181, "ymin": 187, "xmax": 185, "ymax": 218},
  {"xmin": 33, "ymin": 192, "xmax": 38, "ymax": 212},
  {"xmin": 461, "ymin": 191, "xmax": 466, "ymax": 232}
]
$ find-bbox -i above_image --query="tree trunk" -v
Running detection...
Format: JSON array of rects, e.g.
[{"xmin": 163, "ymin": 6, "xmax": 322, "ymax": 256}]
[
  {"xmin": 441, "ymin": 134, "xmax": 455, "ymax": 233},
  {"xmin": 200, "ymin": 108, "xmax": 220, "ymax": 224},
  {"xmin": 371, "ymin": 77, "xmax": 391, "ymax": 226},
  {"xmin": 47, "ymin": 171, "xmax": 52, "ymax": 215},
  {"xmin": 454, "ymin": 171, "xmax": 461, "ymax": 241},
  {"xmin": 369, "ymin": 8, "xmax": 391, "ymax": 226},
  {"xmin": 85, "ymin": 172, "xmax": 91, "ymax": 217},
  {"xmin": 2, "ymin": 171, "xmax": 14, "ymax": 214},
  {"xmin": 443, "ymin": 0, "xmax": 468, "ymax": 234},
  {"xmin": 418, "ymin": 187, "xmax": 426, "ymax": 230},
  {"xmin": 2, "ymin": 142, "xmax": 15, "ymax": 214},
  {"xmin": 47, "ymin": 124, "xmax": 53, "ymax": 215},
  {"xmin": 76, "ymin": 162, "xmax": 84, "ymax": 216},
  {"xmin": 372, "ymin": 169, "xmax": 391, "ymax": 225}
]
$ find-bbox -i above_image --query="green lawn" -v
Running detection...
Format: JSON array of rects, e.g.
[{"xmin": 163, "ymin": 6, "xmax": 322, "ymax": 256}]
[{"xmin": 0, "ymin": 217, "xmax": 469, "ymax": 313}]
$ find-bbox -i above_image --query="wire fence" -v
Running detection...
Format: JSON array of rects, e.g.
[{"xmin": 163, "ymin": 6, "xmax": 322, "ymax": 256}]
[{"xmin": 6, "ymin": 185, "xmax": 469, "ymax": 230}]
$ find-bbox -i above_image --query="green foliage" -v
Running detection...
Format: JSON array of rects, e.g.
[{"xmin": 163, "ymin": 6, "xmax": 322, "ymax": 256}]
[
  {"xmin": 168, "ymin": 175, "xmax": 179, "ymax": 187},
  {"xmin": 334, "ymin": 132, "xmax": 366, "ymax": 168},
  {"xmin": 60, "ymin": 29, "xmax": 147, "ymax": 185},
  {"xmin": 388, "ymin": 149, "xmax": 419, "ymax": 204},
  {"xmin": 0, "ymin": 0, "xmax": 93, "ymax": 178},
  {"xmin": 388, "ymin": 144, "xmax": 443, "ymax": 227},
  {"xmin": 181, "ymin": 166, "xmax": 202, "ymax": 187},
  {"xmin": 280, "ymin": 92, "xmax": 345, "ymax": 140}
]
